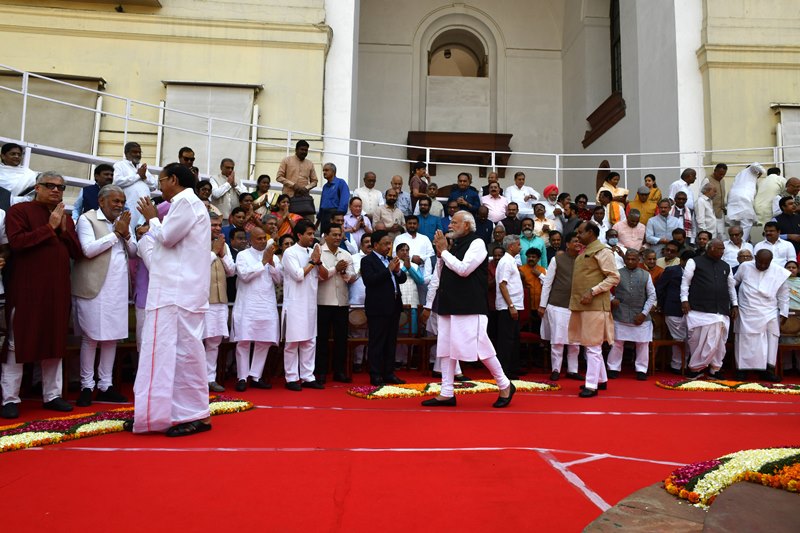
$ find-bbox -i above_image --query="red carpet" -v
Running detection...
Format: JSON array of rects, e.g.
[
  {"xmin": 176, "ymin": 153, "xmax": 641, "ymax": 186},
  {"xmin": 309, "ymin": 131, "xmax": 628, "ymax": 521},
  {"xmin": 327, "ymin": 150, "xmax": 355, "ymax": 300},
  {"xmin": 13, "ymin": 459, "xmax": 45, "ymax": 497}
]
[{"xmin": 1, "ymin": 368, "xmax": 799, "ymax": 532}]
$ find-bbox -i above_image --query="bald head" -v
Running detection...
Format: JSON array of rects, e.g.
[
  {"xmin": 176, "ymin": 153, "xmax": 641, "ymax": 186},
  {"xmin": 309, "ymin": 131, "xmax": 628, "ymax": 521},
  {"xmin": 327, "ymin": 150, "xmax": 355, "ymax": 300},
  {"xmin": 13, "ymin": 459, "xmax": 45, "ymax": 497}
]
[
  {"xmin": 249, "ymin": 226, "xmax": 269, "ymax": 251},
  {"xmin": 755, "ymin": 249, "xmax": 773, "ymax": 271},
  {"xmin": 786, "ymin": 177, "xmax": 800, "ymax": 196}
]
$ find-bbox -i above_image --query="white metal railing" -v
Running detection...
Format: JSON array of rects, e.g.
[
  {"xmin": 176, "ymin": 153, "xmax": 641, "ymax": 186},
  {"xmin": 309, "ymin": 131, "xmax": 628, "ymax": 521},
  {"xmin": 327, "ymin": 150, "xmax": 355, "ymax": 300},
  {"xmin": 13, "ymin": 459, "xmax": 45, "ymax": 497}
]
[{"xmin": 1, "ymin": 63, "xmax": 799, "ymax": 194}]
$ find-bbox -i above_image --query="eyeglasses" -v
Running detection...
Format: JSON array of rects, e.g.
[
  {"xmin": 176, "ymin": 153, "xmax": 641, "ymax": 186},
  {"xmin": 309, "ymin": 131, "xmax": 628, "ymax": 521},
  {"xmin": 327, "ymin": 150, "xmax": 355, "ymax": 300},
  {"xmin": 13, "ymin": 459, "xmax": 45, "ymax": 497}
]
[
  {"xmin": 181, "ymin": 156, "xmax": 195, "ymax": 162},
  {"xmin": 40, "ymin": 182, "xmax": 66, "ymax": 191}
]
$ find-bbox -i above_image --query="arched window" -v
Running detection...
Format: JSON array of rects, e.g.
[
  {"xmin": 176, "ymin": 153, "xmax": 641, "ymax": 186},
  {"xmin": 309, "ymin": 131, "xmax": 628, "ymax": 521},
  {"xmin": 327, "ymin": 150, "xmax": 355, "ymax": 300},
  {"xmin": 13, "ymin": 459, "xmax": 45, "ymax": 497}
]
[{"xmin": 428, "ymin": 29, "xmax": 487, "ymax": 78}]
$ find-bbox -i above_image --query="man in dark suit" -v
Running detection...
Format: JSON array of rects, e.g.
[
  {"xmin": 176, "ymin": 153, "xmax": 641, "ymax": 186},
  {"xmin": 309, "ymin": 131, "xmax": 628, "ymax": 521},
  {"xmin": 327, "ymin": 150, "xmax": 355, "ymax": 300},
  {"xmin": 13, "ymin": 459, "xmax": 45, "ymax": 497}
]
[{"xmin": 361, "ymin": 229, "xmax": 407, "ymax": 386}]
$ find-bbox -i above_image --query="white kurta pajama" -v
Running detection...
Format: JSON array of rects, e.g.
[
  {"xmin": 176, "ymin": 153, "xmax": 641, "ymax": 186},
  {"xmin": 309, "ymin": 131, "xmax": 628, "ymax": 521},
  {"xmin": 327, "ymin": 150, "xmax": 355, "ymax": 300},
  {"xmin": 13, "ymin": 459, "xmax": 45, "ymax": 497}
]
[
  {"xmin": 607, "ymin": 273, "xmax": 656, "ymax": 374},
  {"xmin": 203, "ymin": 245, "xmax": 235, "ymax": 383},
  {"xmin": 75, "ymin": 210, "xmax": 137, "ymax": 391},
  {"xmin": 133, "ymin": 188, "xmax": 211, "ymax": 433},
  {"xmin": 436, "ymin": 238, "xmax": 509, "ymax": 398},
  {"xmin": 539, "ymin": 256, "xmax": 580, "ymax": 374},
  {"xmin": 113, "ymin": 159, "xmax": 157, "ymax": 232},
  {"xmin": 733, "ymin": 262, "xmax": 790, "ymax": 370},
  {"xmin": 680, "ymin": 258, "xmax": 738, "ymax": 373},
  {"xmin": 232, "ymin": 246, "xmax": 282, "ymax": 381},
  {"xmin": 281, "ymin": 243, "xmax": 320, "ymax": 383}
]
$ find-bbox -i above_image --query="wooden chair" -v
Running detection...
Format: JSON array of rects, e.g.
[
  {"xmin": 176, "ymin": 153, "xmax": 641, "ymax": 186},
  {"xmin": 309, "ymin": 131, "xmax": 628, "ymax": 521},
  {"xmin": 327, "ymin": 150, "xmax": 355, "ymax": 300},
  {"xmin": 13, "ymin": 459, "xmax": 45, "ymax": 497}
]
[{"xmin": 649, "ymin": 311, "xmax": 686, "ymax": 375}]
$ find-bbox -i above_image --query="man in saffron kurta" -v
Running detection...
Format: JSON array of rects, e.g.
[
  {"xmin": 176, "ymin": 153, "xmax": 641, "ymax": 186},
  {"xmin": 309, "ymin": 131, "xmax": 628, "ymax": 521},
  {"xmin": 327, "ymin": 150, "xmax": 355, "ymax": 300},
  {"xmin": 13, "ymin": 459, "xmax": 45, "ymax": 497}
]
[
  {"xmin": 569, "ymin": 221, "xmax": 620, "ymax": 397},
  {"xmin": 2, "ymin": 172, "xmax": 83, "ymax": 419},
  {"xmin": 131, "ymin": 163, "xmax": 212, "ymax": 436}
]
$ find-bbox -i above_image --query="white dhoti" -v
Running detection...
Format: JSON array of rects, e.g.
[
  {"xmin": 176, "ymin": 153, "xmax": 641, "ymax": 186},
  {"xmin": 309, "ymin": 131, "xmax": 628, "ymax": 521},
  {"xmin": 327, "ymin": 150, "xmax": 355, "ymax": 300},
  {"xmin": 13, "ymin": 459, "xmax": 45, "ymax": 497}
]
[
  {"xmin": 735, "ymin": 317, "xmax": 780, "ymax": 370},
  {"xmin": 686, "ymin": 311, "xmax": 729, "ymax": 372},
  {"xmin": 665, "ymin": 315, "xmax": 690, "ymax": 370},
  {"xmin": 436, "ymin": 314, "xmax": 507, "ymax": 398},
  {"xmin": 542, "ymin": 305, "xmax": 580, "ymax": 373},
  {"xmin": 607, "ymin": 321, "xmax": 652, "ymax": 373},
  {"xmin": 133, "ymin": 305, "xmax": 210, "ymax": 433},
  {"xmin": 424, "ymin": 311, "xmax": 462, "ymax": 374}
]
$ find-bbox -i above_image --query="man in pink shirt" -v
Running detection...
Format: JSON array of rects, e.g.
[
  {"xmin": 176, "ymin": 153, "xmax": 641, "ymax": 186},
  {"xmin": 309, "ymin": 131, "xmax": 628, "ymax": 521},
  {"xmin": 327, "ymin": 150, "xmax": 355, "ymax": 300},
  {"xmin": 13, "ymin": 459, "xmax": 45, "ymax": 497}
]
[
  {"xmin": 480, "ymin": 182, "xmax": 509, "ymax": 223},
  {"xmin": 612, "ymin": 208, "xmax": 646, "ymax": 250}
]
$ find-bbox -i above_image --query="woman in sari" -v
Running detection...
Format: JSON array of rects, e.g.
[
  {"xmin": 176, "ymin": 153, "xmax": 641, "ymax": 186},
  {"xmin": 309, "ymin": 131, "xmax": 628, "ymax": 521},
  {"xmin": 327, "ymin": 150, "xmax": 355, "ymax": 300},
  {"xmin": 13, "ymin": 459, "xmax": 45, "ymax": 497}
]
[
  {"xmin": 273, "ymin": 193, "xmax": 303, "ymax": 237},
  {"xmin": 597, "ymin": 172, "xmax": 628, "ymax": 225},
  {"xmin": 644, "ymin": 173, "xmax": 662, "ymax": 204},
  {"xmin": 253, "ymin": 174, "xmax": 278, "ymax": 215},
  {"xmin": 0, "ymin": 142, "xmax": 38, "ymax": 201}
]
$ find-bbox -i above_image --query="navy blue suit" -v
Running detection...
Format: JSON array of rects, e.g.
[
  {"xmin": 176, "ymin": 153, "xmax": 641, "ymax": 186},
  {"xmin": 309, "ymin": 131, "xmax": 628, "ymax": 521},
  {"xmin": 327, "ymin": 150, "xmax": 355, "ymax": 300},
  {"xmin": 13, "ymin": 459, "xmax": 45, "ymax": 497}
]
[{"xmin": 361, "ymin": 251, "xmax": 407, "ymax": 381}]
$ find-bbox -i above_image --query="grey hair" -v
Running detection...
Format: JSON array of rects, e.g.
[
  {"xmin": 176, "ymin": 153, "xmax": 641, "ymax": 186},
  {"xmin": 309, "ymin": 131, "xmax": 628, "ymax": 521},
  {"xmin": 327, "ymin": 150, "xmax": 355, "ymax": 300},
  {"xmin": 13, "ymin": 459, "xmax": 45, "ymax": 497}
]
[
  {"xmin": 98, "ymin": 184, "xmax": 124, "ymax": 200},
  {"xmin": 323, "ymin": 162, "xmax": 337, "ymax": 174},
  {"xmin": 456, "ymin": 211, "xmax": 477, "ymax": 232},
  {"xmin": 502, "ymin": 234, "xmax": 520, "ymax": 248},
  {"xmin": 701, "ymin": 183, "xmax": 714, "ymax": 194},
  {"xmin": 263, "ymin": 214, "xmax": 277, "ymax": 223},
  {"xmin": 36, "ymin": 171, "xmax": 63, "ymax": 184},
  {"xmin": 208, "ymin": 211, "xmax": 222, "ymax": 220}
]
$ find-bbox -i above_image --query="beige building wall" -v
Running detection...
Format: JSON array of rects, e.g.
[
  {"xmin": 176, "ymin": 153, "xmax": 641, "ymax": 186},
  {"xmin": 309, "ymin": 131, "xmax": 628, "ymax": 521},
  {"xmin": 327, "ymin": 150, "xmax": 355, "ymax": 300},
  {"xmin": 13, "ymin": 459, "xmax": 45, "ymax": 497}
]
[
  {"xmin": 699, "ymin": 0, "xmax": 800, "ymax": 172},
  {"xmin": 0, "ymin": 0, "xmax": 329, "ymax": 182}
]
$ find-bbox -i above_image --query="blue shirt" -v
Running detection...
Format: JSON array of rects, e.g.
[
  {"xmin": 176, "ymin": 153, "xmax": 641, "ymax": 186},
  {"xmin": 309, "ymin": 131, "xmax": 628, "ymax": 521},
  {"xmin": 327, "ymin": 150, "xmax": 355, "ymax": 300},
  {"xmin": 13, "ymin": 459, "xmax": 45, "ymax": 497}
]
[
  {"xmin": 447, "ymin": 187, "xmax": 481, "ymax": 214},
  {"xmin": 319, "ymin": 177, "xmax": 350, "ymax": 214},
  {"xmin": 397, "ymin": 191, "xmax": 412, "ymax": 217},
  {"xmin": 520, "ymin": 234, "xmax": 548, "ymax": 269},
  {"xmin": 418, "ymin": 213, "xmax": 441, "ymax": 241}
]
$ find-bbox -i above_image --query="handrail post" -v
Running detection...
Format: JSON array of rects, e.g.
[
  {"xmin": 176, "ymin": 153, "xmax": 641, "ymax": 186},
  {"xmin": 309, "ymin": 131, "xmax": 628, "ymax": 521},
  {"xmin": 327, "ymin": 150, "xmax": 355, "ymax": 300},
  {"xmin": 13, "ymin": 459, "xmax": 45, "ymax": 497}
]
[
  {"xmin": 490, "ymin": 150, "xmax": 496, "ymax": 175},
  {"xmin": 20, "ymin": 72, "xmax": 29, "ymax": 142},
  {"xmin": 356, "ymin": 139, "xmax": 362, "ymax": 188},
  {"xmin": 622, "ymin": 153, "xmax": 629, "ymax": 191},
  {"xmin": 206, "ymin": 117, "xmax": 213, "ymax": 176},
  {"xmin": 425, "ymin": 147, "xmax": 430, "ymax": 168},
  {"xmin": 286, "ymin": 131, "xmax": 293, "ymax": 156},
  {"xmin": 555, "ymin": 153, "xmax": 560, "ymax": 190},
  {"xmin": 123, "ymin": 98, "xmax": 131, "ymax": 148}
]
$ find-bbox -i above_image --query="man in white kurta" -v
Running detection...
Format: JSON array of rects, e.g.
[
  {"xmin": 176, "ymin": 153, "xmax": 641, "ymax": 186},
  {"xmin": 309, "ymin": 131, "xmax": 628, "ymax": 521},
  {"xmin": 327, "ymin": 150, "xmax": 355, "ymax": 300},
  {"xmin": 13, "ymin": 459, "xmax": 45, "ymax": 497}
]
[
  {"xmin": 209, "ymin": 158, "xmax": 242, "ymax": 220},
  {"xmin": 204, "ymin": 212, "xmax": 236, "ymax": 393},
  {"xmin": 421, "ymin": 212, "xmax": 514, "ymax": 408},
  {"xmin": 281, "ymin": 220, "xmax": 329, "ymax": 390},
  {"xmin": 753, "ymin": 222, "xmax": 795, "ymax": 268},
  {"xmin": 607, "ymin": 250, "xmax": 657, "ymax": 380},
  {"xmin": 680, "ymin": 239, "xmax": 738, "ymax": 380},
  {"xmin": 733, "ymin": 250, "xmax": 789, "ymax": 382},
  {"xmin": 232, "ymin": 227, "xmax": 282, "ymax": 389},
  {"xmin": 72, "ymin": 185, "xmax": 136, "ymax": 406},
  {"xmin": 726, "ymin": 163, "xmax": 765, "ymax": 243},
  {"xmin": 538, "ymin": 233, "xmax": 582, "ymax": 380},
  {"xmin": 132, "ymin": 164, "xmax": 211, "ymax": 436},
  {"xmin": 112, "ymin": 141, "xmax": 157, "ymax": 234}
]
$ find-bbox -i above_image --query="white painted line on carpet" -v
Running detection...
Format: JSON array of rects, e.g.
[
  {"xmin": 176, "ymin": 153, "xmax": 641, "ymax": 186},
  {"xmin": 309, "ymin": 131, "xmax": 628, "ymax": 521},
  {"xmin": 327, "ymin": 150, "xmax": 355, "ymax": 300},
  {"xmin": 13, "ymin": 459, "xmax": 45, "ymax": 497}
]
[
  {"xmin": 538, "ymin": 450, "xmax": 611, "ymax": 511},
  {"xmin": 34, "ymin": 445, "xmax": 683, "ymax": 467},
  {"xmin": 252, "ymin": 405, "xmax": 799, "ymax": 417}
]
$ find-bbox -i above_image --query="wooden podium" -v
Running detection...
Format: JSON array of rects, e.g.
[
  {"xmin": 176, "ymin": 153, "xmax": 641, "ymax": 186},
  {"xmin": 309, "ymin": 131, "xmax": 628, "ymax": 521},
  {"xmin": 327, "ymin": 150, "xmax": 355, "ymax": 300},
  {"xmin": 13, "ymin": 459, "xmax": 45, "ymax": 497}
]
[{"xmin": 407, "ymin": 132, "xmax": 513, "ymax": 179}]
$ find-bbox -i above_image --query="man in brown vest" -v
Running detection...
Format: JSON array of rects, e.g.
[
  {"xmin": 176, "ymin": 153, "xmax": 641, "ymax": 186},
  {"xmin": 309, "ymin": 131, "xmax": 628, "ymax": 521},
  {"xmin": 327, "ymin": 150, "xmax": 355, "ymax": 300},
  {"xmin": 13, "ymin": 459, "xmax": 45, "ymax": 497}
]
[
  {"xmin": 205, "ymin": 212, "xmax": 236, "ymax": 392},
  {"xmin": 72, "ymin": 184, "xmax": 136, "ymax": 407},
  {"xmin": 569, "ymin": 221, "xmax": 620, "ymax": 397},
  {"xmin": 538, "ymin": 231, "xmax": 583, "ymax": 381}
]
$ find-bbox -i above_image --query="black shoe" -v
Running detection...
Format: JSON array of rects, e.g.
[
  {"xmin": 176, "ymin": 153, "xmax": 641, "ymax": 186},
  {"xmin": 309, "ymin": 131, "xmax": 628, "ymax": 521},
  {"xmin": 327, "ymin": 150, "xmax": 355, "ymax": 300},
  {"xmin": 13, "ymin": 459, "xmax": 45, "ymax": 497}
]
[
  {"xmin": 208, "ymin": 381, "xmax": 225, "ymax": 393},
  {"xmin": 685, "ymin": 369, "xmax": 703, "ymax": 380},
  {"xmin": 492, "ymin": 382, "xmax": 516, "ymax": 408},
  {"xmin": 579, "ymin": 388, "xmax": 598, "ymax": 398},
  {"xmin": 581, "ymin": 382, "xmax": 607, "ymax": 391},
  {"xmin": 636, "ymin": 372, "xmax": 647, "ymax": 381},
  {"xmin": 301, "ymin": 380, "xmax": 325, "ymax": 390},
  {"xmin": 76, "ymin": 387, "xmax": 93, "ymax": 407},
  {"xmin": 550, "ymin": 371, "xmax": 560, "ymax": 381},
  {"xmin": 607, "ymin": 370, "xmax": 620, "ymax": 379},
  {"xmin": 250, "ymin": 379, "xmax": 272, "ymax": 389},
  {"xmin": 43, "ymin": 397, "xmax": 73, "ymax": 412},
  {"xmin": 761, "ymin": 370, "xmax": 781, "ymax": 383},
  {"xmin": 384, "ymin": 374, "xmax": 406, "ymax": 385},
  {"xmin": 421, "ymin": 396, "xmax": 456, "ymax": 407},
  {"xmin": 315, "ymin": 375, "xmax": 327, "ymax": 385},
  {"xmin": 96, "ymin": 386, "xmax": 128, "ymax": 403},
  {"xmin": 454, "ymin": 374, "xmax": 471, "ymax": 382},
  {"xmin": 735, "ymin": 370, "xmax": 748, "ymax": 381},
  {"xmin": 333, "ymin": 373, "xmax": 352, "ymax": 383},
  {"xmin": 235, "ymin": 379, "xmax": 247, "ymax": 392},
  {"xmin": 566, "ymin": 372, "xmax": 583, "ymax": 381},
  {"xmin": 706, "ymin": 370, "xmax": 724, "ymax": 380},
  {"xmin": 669, "ymin": 367, "xmax": 683, "ymax": 375},
  {"xmin": 370, "ymin": 377, "xmax": 385, "ymax": 386},
  {"xmin": 1, "ymin": 402, "xmax": 19, "ymax": 419},
  {"xmin": 285, "ymin": 381, "xmax": 302, "ymax": 392}
]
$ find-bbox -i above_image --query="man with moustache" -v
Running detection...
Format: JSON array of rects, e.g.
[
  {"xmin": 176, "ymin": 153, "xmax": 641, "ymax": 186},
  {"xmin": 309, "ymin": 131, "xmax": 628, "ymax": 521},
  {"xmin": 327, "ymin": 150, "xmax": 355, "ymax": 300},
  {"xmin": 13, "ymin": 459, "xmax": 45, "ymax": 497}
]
[{"xmin": 113, "ymin": 141, "xmax": 157, "ymax": 234}]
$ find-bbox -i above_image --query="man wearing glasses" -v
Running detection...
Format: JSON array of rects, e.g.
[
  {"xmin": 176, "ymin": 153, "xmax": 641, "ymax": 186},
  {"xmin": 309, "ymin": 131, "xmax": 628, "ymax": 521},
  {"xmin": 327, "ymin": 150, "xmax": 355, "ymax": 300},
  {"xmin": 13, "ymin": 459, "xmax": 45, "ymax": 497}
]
[{"xmin": 2, "ymin": 172, "xmax": 83, "ymax": 419}]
